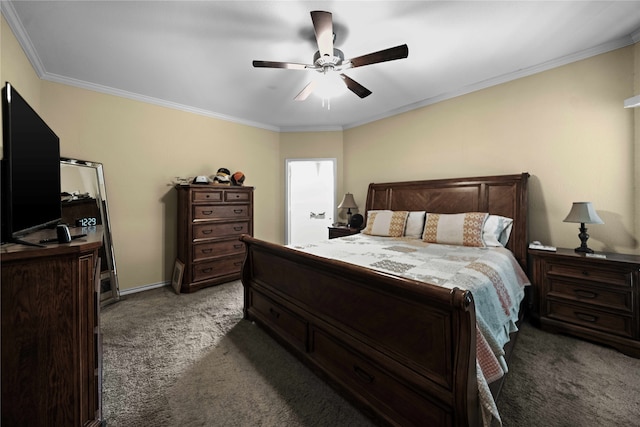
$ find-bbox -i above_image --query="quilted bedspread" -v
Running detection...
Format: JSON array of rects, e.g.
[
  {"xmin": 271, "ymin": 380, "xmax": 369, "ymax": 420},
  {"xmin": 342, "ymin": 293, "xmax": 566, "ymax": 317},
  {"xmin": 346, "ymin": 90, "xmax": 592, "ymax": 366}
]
[{"xmin": 291, "ymin": 234, "xmax": 530, "ymax": 426}]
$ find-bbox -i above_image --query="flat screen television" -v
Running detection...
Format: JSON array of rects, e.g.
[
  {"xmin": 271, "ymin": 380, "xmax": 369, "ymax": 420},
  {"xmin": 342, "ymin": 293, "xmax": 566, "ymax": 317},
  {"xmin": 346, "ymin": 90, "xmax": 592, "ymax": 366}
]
[{"xmin": 1, "ymin": 82, "xmax": 62, "ymax": 244}]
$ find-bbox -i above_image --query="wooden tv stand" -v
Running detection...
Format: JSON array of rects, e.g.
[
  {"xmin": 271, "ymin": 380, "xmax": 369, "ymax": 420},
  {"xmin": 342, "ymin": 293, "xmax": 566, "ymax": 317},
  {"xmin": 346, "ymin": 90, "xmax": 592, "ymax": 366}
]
[{"xmin": 1, "ymin": 228, "xmax": 104, "ymax": 426}]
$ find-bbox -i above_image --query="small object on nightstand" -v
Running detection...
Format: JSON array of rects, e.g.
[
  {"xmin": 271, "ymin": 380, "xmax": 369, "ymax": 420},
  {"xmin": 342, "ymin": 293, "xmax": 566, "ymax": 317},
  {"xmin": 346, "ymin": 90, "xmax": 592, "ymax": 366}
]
[
  {"xmin": 529, "ymin": 241, "xmax": 556, "ymax": 251},
  {"xmin": 586, "ymin": 253, "xmax": 606, "ymax": 259}
]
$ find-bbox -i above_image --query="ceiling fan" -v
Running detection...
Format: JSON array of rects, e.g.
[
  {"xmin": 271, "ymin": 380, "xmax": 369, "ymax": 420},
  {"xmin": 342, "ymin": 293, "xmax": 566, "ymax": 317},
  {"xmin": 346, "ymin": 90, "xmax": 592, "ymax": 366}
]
[{"xmin": 252, "ymin": 10, "xmax": 409, "ymax": 101}]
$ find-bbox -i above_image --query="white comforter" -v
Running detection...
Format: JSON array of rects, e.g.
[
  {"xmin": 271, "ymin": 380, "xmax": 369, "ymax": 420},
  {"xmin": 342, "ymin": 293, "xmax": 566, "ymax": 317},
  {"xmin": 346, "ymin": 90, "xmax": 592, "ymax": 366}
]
[{"xmin": 291, "ymin": 234, "xmax": 530, "ymax": 426}]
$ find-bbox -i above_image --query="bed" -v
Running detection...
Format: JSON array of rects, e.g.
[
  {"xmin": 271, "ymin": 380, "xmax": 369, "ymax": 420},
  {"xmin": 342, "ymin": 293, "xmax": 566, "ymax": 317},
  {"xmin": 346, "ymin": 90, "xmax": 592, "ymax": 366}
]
[{"xmin": 240, "ymin": 172, "xmax": 530, "ymax": 427}]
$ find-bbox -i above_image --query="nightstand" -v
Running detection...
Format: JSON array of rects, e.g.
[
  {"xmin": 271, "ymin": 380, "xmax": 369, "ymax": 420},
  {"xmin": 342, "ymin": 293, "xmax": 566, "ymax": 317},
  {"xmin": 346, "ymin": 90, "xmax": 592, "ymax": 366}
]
[
  {"xmin": 328, "ymin": 226, "xmax": 360, "ymax": 239},
  {"xmin": 529, "ymin": 248, "xmax": 640, "ymax": 358}
]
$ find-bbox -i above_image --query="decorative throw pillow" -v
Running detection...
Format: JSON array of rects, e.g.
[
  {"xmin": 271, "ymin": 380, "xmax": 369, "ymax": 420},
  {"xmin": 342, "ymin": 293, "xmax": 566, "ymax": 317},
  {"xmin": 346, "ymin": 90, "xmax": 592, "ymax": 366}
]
[
  {"xmin": 361, "ymin": 210, "xmax": 409, "ymax": 237},
  {"xmin": 483, "ymin": 215, "xmax": 514, "ymax": 247},
  {"xmin": 422, "ymin": 212, "xmax": 489, "ymax": 247},
  {"xmin": 404, "ymin": 211, "xmax": 426, "ymax": 238}
]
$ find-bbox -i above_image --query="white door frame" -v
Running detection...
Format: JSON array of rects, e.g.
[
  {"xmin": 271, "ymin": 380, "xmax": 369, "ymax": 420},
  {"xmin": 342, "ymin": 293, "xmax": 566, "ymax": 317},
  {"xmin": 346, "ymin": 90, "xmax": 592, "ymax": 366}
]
[{"xmin": 285, "ymin": 158, "xmax": 337, "ymax": 245}]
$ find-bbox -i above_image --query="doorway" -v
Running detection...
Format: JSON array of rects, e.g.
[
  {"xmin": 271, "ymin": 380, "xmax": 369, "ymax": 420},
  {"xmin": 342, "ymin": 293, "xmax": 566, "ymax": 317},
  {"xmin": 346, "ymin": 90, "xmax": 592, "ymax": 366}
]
[{"xmin": 286, "ymin": 159, "xmax": 336, "ymax": 245}]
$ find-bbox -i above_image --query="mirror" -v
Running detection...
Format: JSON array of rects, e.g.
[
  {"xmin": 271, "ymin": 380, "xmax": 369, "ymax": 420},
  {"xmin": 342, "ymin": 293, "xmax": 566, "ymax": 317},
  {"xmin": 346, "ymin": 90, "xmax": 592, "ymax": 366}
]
[{"xmin": 60, "ymin": 158, "xmax": 120, "ymax": 305}]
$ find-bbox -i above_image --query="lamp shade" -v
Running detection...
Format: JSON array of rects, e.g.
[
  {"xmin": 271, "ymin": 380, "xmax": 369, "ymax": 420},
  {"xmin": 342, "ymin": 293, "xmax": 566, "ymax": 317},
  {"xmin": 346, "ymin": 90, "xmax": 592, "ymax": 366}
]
[
  {"xmin": 563, "ymin": 202, "xmax": 604, "ymax": 224},
  {"xmin": 337, "ymin": 193, "xmax": 358, "ymax": 210}
]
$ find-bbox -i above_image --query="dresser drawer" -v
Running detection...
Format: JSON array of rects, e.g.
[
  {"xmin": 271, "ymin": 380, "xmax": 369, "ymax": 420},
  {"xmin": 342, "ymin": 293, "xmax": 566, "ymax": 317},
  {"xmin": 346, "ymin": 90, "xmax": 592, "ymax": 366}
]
[
  {"xmin": 546, "ymin": 300, "xmax": 633, "ymax": 338},
  {"xmin": 192, "ymin": 189, "xmax": 223, "ymax": 203},
  {"xmin": 225, "ymin": 191, "xmax": 251, "ymax": 202},
  {"xmin": 548, "ymin": 279, "xmax": 633, "ymax": 312},
  {"xmin": 193, "ymin": 221, "xmax": 250, "ymax": 239},
  {"xmin": 547, "ymin": 263, "xmax": 633, "ymax": 287},
  {"xmin": 192, "ymin": 255, "xmax": 244, "ymax": 282},
  {"xmin": 249, "ymin": 289, "xmax": 307, "ymax": 352},
  {"xmin": 192, "ymin": 239, "xmax": 245, "ymax": 262},
  {"xmin": 193, "ymin": 204, "xmax": 251, "ymax": 220},
  {"xmin": 310, "ymin": 327, "xmax": 448, "ymax": 427}
]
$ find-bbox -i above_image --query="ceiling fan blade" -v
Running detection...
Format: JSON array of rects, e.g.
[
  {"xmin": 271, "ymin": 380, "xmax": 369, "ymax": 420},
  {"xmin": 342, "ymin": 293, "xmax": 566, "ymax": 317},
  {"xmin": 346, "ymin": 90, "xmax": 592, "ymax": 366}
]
[
  {"xmin": 347, "ymin": 44, "xmax": 409, "ymax": 69},
  {"xmin": 311, "ymin": 11, "xmax": 334, "ymax": 58},
  {"xmin": 339, "ymin": 74, "xmax": 372, "ymax": 99},
  {"xmin": 252, "ymin": 60, "xmax": 311, "ymax": 70},
  {"xmin": 294, "ymin": 80, "xmax": 317, "ymax": 101}
]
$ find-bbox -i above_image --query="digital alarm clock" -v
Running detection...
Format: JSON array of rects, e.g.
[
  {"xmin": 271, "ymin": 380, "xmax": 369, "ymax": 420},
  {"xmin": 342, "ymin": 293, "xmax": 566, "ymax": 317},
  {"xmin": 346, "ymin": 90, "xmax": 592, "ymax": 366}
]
[{"xmin": 76, "ymin": 217, "xmax": 98, "ymax": 227}]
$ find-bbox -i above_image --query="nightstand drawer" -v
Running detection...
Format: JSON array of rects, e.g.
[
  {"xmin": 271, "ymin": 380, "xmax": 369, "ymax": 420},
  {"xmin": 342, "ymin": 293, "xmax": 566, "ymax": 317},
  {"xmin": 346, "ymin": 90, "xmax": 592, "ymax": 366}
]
[
  {"xmin": 547, "ymin": 263, "xmax": 632, "ymax": 287},
  {"xmin": 328, "ymin": 227, "xmax": 360, "ymax": 239},
  {"xmin": 546, "ymin": 300, "xmax": 633, "ymax": 338},
  {"xmin": 548, "ymin": 280, "xmax": 632, "ymax": 312}
]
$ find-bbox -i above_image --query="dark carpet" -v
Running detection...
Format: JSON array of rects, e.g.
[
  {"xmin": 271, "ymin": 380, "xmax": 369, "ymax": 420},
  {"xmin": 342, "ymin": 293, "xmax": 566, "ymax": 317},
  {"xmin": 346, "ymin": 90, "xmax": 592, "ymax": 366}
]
[{"xmin": 101, "ymin": 281, "xmax": 639, "ymax": 426}]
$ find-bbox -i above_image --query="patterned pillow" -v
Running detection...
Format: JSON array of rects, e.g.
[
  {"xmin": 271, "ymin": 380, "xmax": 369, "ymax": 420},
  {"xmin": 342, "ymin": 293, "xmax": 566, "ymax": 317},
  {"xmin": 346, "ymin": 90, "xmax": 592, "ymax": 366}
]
[
  {"xmin": 422, "ymin": 212, "xmax": 489, "ymax": 247},
  {"xmin": 361, "ymin": 210, "xmax": 409, "ymax": 237},
  {"xmin": 483, "ymin": 215, "xmax": 514, "ymax": 247},
  {"xmin": 404, "ymin": 211, "xmax": 426, "ymax": 238}
]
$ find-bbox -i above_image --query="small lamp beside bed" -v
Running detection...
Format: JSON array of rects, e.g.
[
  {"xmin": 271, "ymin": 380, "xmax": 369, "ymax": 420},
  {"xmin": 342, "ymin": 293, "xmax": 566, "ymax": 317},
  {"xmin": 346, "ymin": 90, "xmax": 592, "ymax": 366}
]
[
  {"xmin": 563, "ymin": 202, "xmax": 604, "ymax": 253},
  {"xmin": 337, "ymin": 193, "xmax": 358, "ymax": 227}
]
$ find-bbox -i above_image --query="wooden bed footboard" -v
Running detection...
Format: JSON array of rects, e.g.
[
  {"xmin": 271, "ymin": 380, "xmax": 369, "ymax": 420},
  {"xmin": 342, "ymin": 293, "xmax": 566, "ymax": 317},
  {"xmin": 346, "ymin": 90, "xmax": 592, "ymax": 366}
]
[{"xmin": 240, "ymin": 235, "xmax": 479, "ymax": 427}]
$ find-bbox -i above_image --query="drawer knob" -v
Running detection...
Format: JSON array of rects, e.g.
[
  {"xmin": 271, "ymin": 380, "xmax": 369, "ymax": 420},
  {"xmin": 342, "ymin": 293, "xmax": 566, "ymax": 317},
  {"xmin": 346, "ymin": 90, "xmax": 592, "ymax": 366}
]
[
  {"xmin": 575, "ymin": 312, "xmax": 598, "ymax": 323},
  {"xmin": 202, "ymin": 210, "xmax": 213, "ymax": 215},
  {"xmin": 201, "ymin": 268, "xmax": 212, "ymax": 273},
  {"xmin": 234, "ymin": 244, "xmax": 243, "ymax": 249},
  {"xmin": 201, "ymin": 248, "xmax": 213, "ymax": 254},
  {"xmin": 202, "ymin": 229, "xmax": 212, "ymax": 235},
  {"xmin": 234, "ymin": 209, "xmax": 243, "ymax": 214},
  {"xmin": 353, "ymin": 365, "xmax": 375, "ymax": 383},
  {"xmin": 574, "ymin": 290, "xmax": 597, "ymax": 299},
  {"xmin": 581, "ymin": 271, "xmax": 590, "ymax": 276},
  {"xmin": 234, "ymin": 226, "xmax": 243, "ymax": 231},
  {"xmin": 269, "ymin": 307, "xmax": 280, "ymax": 319}
]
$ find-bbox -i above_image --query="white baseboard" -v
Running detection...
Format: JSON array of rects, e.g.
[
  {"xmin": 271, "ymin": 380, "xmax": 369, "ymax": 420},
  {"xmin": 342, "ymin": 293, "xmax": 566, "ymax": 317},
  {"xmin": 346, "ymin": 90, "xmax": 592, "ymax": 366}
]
[{"xmin": 118, "ymin": 281, "xmax": 169, "ymax": 296}]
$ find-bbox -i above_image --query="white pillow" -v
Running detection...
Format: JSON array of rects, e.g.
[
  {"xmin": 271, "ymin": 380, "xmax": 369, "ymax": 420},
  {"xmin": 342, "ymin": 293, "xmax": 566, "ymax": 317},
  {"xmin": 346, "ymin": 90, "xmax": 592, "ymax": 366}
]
[
  {"xmin": 483, "ymin": 215, "xmax": 514, "ymax": 247},
  {"xmin": 404, "ymin": 211, "xmax": 426, "ymax": 238},
  {"xmin": 422, "ymin": 212, "xmax": 489, "ymax": 247},
  {"xmin": 361, "ymin": 210, "xmax": 409, "ymax": 237}
]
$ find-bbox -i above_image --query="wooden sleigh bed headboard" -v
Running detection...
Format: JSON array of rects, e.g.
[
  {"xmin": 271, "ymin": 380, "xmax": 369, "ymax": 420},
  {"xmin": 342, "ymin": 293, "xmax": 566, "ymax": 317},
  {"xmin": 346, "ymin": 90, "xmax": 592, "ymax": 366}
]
[
  {"xmin": 240, "ymin": 172, "xmax": 530, "ymax": 427},
  {"xmin": 365, "ymin": 172, "xmax": 530, "ymax": 270}
]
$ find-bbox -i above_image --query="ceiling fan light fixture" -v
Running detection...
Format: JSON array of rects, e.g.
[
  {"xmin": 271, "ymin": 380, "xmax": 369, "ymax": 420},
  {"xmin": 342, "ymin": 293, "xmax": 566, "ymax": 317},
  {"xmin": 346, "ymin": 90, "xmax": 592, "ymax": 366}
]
[
  {"xmin": 253, "ymin": 10, "xmax": 407, "ymax": 104},
  {"xmin": 314, "ymin": 72, "xmax": 348, "ymax": 100}
]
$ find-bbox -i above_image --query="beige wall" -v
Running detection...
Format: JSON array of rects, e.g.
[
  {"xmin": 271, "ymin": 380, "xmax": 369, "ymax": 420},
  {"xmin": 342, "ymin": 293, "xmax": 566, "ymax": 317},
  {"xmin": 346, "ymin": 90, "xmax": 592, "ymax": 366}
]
[
  {"xmin": 2, "ymin": 16, "xmax": 282, "ymax": 291},
  {"xmin": 345, "ymin": 47, "xmax": 638, "ymax": 254},
  {"xmin": 2, "ymin": 14, "xmax": 639, "ymax": 294}
]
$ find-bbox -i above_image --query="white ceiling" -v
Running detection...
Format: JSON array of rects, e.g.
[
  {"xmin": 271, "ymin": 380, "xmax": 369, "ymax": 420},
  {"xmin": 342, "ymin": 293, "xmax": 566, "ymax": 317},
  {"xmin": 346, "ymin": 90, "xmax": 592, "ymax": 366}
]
[{"xmin": 4, "ymin": 1, "xmax": 640, "ymax": 132}]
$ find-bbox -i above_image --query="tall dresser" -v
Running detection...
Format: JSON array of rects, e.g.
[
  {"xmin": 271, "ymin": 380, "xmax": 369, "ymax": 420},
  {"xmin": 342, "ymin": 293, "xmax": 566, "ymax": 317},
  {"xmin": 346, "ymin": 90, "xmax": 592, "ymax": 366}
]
[
  {"xmin": 176, "ymin": 184, "xmax": 254, "ymax": 293},
  {"xmin": 1, "ymin": 229, "xmax": 104, "ymax": 426}
]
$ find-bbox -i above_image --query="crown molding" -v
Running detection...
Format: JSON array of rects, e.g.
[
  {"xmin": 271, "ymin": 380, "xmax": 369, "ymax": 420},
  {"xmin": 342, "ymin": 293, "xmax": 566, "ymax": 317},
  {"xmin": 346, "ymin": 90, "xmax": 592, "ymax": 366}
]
[{"xmin": 3, "ymin": 3, "xmax": 638, "ymax": 134}]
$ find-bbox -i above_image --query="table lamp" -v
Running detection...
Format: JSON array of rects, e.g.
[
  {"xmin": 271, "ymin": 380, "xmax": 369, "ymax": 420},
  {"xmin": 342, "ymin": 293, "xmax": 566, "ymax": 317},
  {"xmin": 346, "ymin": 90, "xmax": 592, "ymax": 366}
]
[
  {"xmin": 337, "ymin": 193, "xmax": 358, "ymax": 227},
  {"xmin": 563, "ymin": 202, "xmax": 604, "ymax": 253}
]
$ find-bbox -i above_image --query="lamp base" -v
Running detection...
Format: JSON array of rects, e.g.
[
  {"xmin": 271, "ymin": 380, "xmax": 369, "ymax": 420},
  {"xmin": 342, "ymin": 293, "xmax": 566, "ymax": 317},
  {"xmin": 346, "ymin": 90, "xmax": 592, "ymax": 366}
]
[
  {"xmin": 574, "ymin": 246, "xmax": 594, "ymax": 254},
  {"xmin": 575, "ymin": 223, "xmax": 594, "ymax": 253}
]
